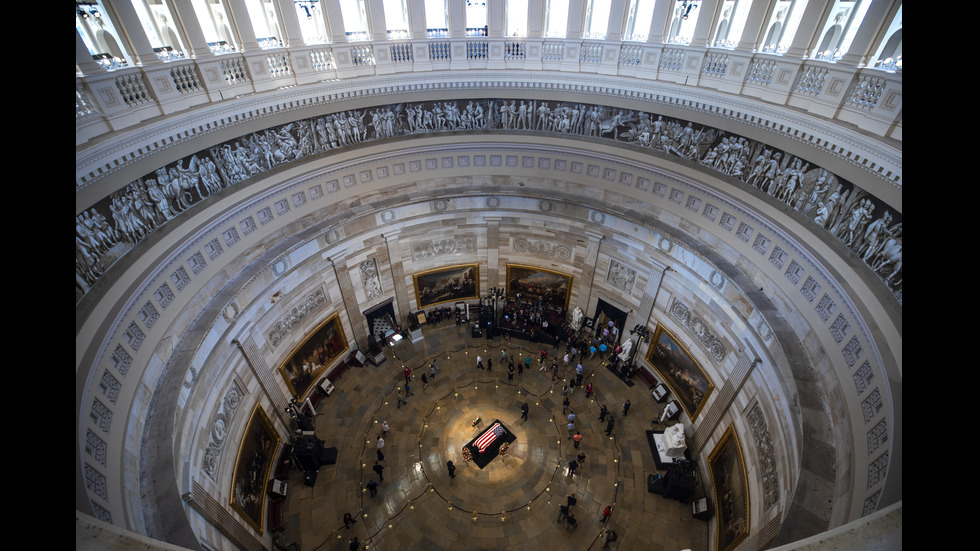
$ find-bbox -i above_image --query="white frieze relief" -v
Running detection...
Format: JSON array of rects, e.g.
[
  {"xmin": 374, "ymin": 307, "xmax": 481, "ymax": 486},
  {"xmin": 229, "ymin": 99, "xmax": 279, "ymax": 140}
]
[
  {"xmin": 668, "ymin": 298, "xmax": 728, "ymax": 363},
  {"xmin": 76, "ymin": 96, "xmax": 901, "ymax": 303},
  {"xmin": 202, "ymin": 380, "xmax": 244, "ymax": 479},
  {"xmin": 513, "ymin": 237, "xmax": 572, "ymax": 260},
  {"xmin": 411, "ymin": 237, "xmax": 475, "ymax": 261},
  {"xmin": 266, "ymin": 286, "xmax": 328, "ymax": 348},
  {"xmin": 606, "ymin": 259, "xmax": 636, "ymax": 294},
  {"xmin": 747, "ymin": 402, "xmax": 779, "ymax": 511},
  {"xmin": 359, "ymin": 258, "xmax": 383, "ymax": 300}
]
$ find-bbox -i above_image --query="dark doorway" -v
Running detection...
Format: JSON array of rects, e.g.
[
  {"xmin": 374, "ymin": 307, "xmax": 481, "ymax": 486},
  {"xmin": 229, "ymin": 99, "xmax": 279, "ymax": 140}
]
[
  {"xmin": 364, "ymin": 299, "xmax": 398, "ymax": 342},
  {"xmin": 592, "ymin": 299, "xmax": 628, "ymax": 345}
]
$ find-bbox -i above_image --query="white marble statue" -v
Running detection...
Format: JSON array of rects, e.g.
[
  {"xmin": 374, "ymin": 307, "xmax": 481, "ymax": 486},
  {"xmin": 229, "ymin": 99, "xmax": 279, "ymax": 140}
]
[
  {"xmin": 571, "ymin": 307, "xmax": 584, "ymax": 331},
  {"xmin": 617, "ymin": 338, "xmax": 633, "ymax": 362},
  {"xmin": 662, "ymin": 423, "xmax": 687, "ymax": 459}
]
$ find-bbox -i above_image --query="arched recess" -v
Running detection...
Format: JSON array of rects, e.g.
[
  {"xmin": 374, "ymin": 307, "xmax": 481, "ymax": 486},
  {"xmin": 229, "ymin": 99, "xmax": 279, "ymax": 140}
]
[{"xmin": 77, "ymin": 94, "xmax": 900, "ymax": 549}]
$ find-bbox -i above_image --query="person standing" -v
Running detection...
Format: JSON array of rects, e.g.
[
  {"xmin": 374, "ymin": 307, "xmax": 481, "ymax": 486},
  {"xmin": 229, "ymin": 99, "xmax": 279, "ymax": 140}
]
[
  {"xmin": 405, "ymin": 381, "xmax": 412, "ymax": 396},
  {"xmin": 430, "ymin": 362, "xmax": 437, "ymax": 380},
  {"xmin": 566, "ymin": 495, "xmax": 577, "ymax": 508},
  {"xmin": 366, "ymin": 479, "xmax": 378, "ymax": 497},
  {"xmin": 623, "ymin": 399, "xmax": 631, "ymax": 417},
  {"xmin": 567, "ymin": 420, "xmax": 575, "ymax": 438},
  {"xmin": 567, "ymin": 459, "xmax": 579, "ymax": 476},
  {"xmin": 585, "ymin": 382, "xmax": 593, "ymax": 398},
  {"xmin": 521, "ymin": 402, "xmax": 529, "ymax": 420},
  {"xmin": 382, "ymin": 420, "xmax": 389, "ymax": 436},
  {"xmin": 573, "ymin": 431, "xmax": 583, "ymax": 448},
  {"xmin": 562, "ymin": 396, "xmax": 570, "ymax": 415},
  {"xmin": 525, "ymin": 355, "xmax": 532, "ymax": 373},
  {"xmin": 552, "ymin": 361, "xmax": 560, "ymax": 381},
  {"xmin": 447, "ymin": 460, "xmax": 456, "ymax": 478},
  {"xmin": 403, "ymin": 366, "xmax": 411, "ymax": 384},
  {"xmin": 373, "ymin": 461, "xmax": 384, "ymax": 481},
  {"xmin": 397, "ymin": 388, "xmax": 406, "ymax": 408},
  {"xmin": 487, "ymin": 357, "xmax": 493, "ymax": 372},
  {"xmin": 507, "ymin": 363, "xmax": 515, "ymax": 380},
  {"xmin": 605, "ymin": 417, "xmax": 615, "ymax": 436},
  {"xmin": 567, "ymin": 410, "xmax": 576, "ymax": 425},
  {"xmin": 421, "ymin": 373, "xmax": 429, "ymax": 389},
  {"xmin": 601, "ymin": 505, "xmax": 613, "ymax": 523},
  {"xmin": 599, "ymin": 404, "xmax": 608, "ymax": 421},
  {"xmin": 602, "ymin": 528, "xmax": 618, "ymax": 548},
  {"xmin": 344, "ymin": 512, "xmax": 357, "ymax": 528},
  {"xmin": 501, "ymin": 349, "xmax": 507, "ymax": 362}
]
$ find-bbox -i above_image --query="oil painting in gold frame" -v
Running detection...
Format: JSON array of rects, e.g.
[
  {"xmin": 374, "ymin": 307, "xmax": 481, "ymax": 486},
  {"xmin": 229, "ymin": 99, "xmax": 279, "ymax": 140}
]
[
  {"xmin": 505, "ymin": 264, "xmax": 573, "ymax": 310},
  {"xmin": 230, "ymin": 405, "xmax": 280, "ymax": 534},
  {"xmin": 277, "ymin": 312, "xmax": 349, "ymax": 399},
  {"xmin": 645, "ymin": 324, "xmax": 714, "ymax": 420},
  {"xmin": 707, "ymin": 425, "xmax": 749, "ymax": 551},
  {"xmin": 412, "ymin": 264, "xmax": 480, "ymax": 309}
]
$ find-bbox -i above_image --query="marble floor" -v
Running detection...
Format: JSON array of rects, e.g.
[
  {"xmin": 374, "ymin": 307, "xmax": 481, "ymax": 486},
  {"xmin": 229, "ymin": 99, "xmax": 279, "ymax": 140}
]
[{"xmin": 277, "ymin": 322, "xmax": 710, "ymax": 551}]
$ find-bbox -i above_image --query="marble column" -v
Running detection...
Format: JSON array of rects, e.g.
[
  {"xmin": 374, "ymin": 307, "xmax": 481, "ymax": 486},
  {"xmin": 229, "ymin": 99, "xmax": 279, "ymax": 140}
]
[
  {"xmin": 838, "ymin": 0, "xmax": 898, "ymax": 66},
  {"xmin": 328, "ymin": 250, "xmax": 370, "ymax": 350},
  {"xmin": 232, "ymin": 333, "xmax": 292, "ymax": 424},
  {"xmin": 383, "ymin": 230, "xmax": 411, "ymax": 324},
  {"xmin": 634, "ymin": 262, "xmax": 670, "ymax": 332},
  {"xmin": 485, "ymin": 216, "xmax": 502, "ymax": 290},
  {"xmin": 690, "ymin": 354, "xmax": 761, "ymax": 455},
  {"xmin": 734, "ymin": 0, "xmax": 774, "ymax": 52},
  {"xmin": 688, "ymin": 0, "xmax": 721, "ymax": 49},
  {"xmin": 104, "ymin": 0, "xmax": 164, "ymax": 66},
  {"xmin": 574, "ymin": 229, "xmax": 604, "ymax": 312},
  {"xmin": 170, "ymin": 0, "xmax": 216, "ymax": 59}
]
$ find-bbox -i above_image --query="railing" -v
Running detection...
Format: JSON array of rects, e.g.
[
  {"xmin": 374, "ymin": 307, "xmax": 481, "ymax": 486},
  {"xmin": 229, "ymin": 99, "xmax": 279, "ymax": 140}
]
[{"xmin": 76, "ymin": 35, "xmax": 902, "ymax": 148}]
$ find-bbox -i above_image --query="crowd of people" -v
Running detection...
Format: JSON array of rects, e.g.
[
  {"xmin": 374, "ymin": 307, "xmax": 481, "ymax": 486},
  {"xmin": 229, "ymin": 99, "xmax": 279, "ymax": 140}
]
[{"xmin": 330, "ymin": 308, "xmax": 638, "ymax": 548}]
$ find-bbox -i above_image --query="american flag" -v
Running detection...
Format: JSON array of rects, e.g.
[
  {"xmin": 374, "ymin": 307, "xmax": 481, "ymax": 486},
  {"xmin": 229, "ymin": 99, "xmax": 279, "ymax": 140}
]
[{"xmin": 475, "ymin": 423, "xmax": 506, "ymax": 453}]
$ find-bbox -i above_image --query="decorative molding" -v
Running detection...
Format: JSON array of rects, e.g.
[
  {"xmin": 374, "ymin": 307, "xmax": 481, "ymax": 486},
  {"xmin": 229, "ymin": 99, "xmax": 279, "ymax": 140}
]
[
  {"xmin": 512, "ymin": 237, "xmax": 572, "ymax": 260},
  {"xmin": 202, "ymin": 380, "xmax": 244, "ymax": 479},
  {"xmin": 667, "ymin": 298, "xmax": 728, "ymax": 363},
  {"xmin": 411, "ymin": 237, "xmax": 475, "ymax": 261},
  {"xmin": 747, "ymin": 402, "xmax": 780, "ymax": 511},
  {"xmin": 266, "ymin": 286, "xmax": 328, "ymax": 348}
]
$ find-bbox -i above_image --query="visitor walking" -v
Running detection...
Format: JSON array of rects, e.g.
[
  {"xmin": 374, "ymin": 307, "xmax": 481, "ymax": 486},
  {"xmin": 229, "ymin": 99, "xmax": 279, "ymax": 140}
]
[
  {"xmin": 605, "ymin": 417, "xmax": 615, "ymax": 436},
  {"xmin": 601, "ymin": 505, "xmax": 613, "ymax": 523},
  {"xmin": 373, "ymin": 461, "xmax": 384, "ymax": 481},
  {"xmin": 447, "ymin": 460, "xmax": 456, "ymax": 478},
  {"xmin": 477, "ymin": 355, "xmax": 483, "ymax": 369},
  {"xmin": 366, "ymin": 479, "xmax": 378, "ymax": 497},
  {"xmin": 404, "ymin": 366, "xmax": 411, "ymax": 384},
  {"xmin": 521, "ymin": 402, "xmax": 529, "ymax": 420},
  {"xmin": 396, "ymin": 388, "xmax": 406, "ymax": 408},
  {"xmin": 344, "ymin": 512, "xmax": 357, "ymax": 528},
  {"xmin": 573, "ymin": 431, "xmax": 583, "ymax": 448},
  {"xmin": 599, "ymin": 404, "xmax": 608, "ymax": 421},
  {"xmin": 623, "ymin": 400, "xmax": 631, "ymax": 417},
  {"xmin": 421, "ymin": 373, "xmax": 429, "ymax": 389}
]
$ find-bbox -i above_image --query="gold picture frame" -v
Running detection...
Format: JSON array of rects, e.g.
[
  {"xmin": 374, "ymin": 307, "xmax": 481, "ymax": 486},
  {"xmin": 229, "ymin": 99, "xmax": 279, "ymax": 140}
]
[
  {"xmin": 645, "ymin": 324, "xmax": 714, "ymax": 420},
  {"xmin": 505, "ymin": 264, "xmax": 573, "ymax": 310},
  {"xmin": 707, "ymin": 425, "xmax": 749, "ymax": 551},
  {"xmin": 277, "ymin": 312, "xmax": 349, "ymax": 399},
  {"xmin": 412, "ymin": 264, "xmax": 480, "ymax": 309},
  {"xmin": 230, "ymin": 404, "xmax": 280, "ymax": 534}
]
